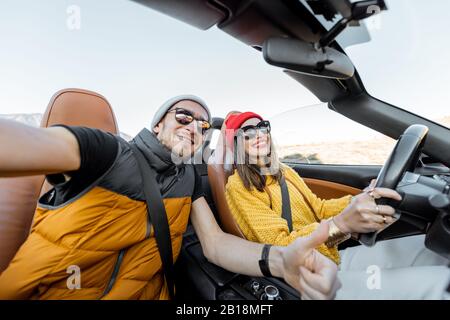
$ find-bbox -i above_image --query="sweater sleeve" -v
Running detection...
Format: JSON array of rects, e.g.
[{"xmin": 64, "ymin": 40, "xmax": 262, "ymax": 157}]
[
  {"xmin": 225, "ymin": 177, "xmax": 340, "ymax": 264},
  {"xmin": 287, "ymin": 168, "xmax": 352, "ymax": 220}
]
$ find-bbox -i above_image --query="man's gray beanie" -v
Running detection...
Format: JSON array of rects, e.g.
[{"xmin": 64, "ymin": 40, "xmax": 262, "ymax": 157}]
[{"xmin": 151, "ymin": 95, "xmax": 211, "ymax": 130}]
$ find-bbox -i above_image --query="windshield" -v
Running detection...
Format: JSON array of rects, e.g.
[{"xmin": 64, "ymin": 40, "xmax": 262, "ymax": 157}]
[{"xmin": 344, "ymin": 0, "xmax": 450, "ymax": 129}]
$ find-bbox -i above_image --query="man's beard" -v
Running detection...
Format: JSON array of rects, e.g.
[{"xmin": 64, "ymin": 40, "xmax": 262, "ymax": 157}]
[
  {"xmin": 158, "ymin": 131, "xmax": 198, "ymax": 164},
  {"xmin": 170, "ymin": 139, "xmax": 196, "ymax": 163},
  {"xmin": 175, "ymin": 144, "xmax": 193, "ymax": 159}
]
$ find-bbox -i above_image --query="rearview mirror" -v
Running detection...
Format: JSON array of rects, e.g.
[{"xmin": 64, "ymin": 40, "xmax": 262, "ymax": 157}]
[{"xmin": 262, "ymin": 37, "xmax": 355, "ymax": 79}]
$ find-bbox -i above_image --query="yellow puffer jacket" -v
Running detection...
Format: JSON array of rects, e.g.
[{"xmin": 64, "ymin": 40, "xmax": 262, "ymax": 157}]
[{"xmin": 0, "ymin": 128, "xmax": 195, "ymax": 299}]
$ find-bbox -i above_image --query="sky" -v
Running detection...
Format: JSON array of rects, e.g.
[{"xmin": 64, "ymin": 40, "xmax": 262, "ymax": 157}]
[
  {"xmin": 345, "ymin": 0, "xmax": 450, "ymax": 122},
  {"xmin": 0, "ymin": 0, "xmax": 449, "ymax": 137}
]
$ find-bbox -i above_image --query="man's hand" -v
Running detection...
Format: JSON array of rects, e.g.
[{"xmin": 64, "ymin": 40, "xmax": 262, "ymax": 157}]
[
  {"xmin": 191, "ymin": 197, "xmax": 340, "ymax": 299},
  {"xmin": 280, "ymin": 222, "xmax": 341, "ymax": 300}
]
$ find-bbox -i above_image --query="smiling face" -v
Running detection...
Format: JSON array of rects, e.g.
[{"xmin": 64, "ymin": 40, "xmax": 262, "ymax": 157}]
[
  {"xmin": 239, "ymin": 117, "xmax": 271, "ymax": 164},
  {"xmin": 153, "ymin": 100, "xmax": 208, "ymax": 159}
]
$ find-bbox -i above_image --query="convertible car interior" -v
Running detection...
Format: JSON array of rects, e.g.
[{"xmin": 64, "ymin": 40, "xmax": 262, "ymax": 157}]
[
  {"xmin": 0, "ymin": 0, "xmax": 448, "ymax": 300},
  {"xmin": 131, "ymin": 0, "xmax": 450, "ymax": 300}
]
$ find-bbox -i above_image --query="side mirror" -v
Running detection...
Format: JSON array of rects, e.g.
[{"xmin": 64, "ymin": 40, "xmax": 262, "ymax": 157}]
[{"xmin": 262, "ymin": 37, "xmax": 355, "ymax": 79}]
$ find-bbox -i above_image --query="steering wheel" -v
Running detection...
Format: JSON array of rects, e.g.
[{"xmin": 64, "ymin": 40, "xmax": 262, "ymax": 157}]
[{"xmin": 359, "ymin": 124, "xmax": 429, "ymax": 247}]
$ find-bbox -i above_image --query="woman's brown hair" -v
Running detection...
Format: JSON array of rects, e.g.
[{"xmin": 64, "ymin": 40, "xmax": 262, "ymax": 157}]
[{"xmin": 234, "ymin": 132, "xmax": 283, "ymax": 192}]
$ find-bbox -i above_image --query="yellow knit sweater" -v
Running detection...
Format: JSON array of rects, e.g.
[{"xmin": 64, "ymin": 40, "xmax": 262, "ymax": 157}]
[{"xmin": 225, "ymin": 165, "xmax": 352, "ymax": 264}]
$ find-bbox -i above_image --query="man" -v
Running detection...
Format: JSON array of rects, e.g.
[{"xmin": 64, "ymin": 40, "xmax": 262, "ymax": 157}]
[{"xmin": 0, "ymin": 95, "xmax": 340, "ymax": 299}]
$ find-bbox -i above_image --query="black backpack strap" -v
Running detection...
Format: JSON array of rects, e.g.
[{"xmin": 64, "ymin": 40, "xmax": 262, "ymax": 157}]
[
  {"xmin": 129, "ymin": 144, "xmax": 175, "ymax": 299},
  {"xmin": 280, "ymin": 176, "xmax": 293, "ymax": 232}
]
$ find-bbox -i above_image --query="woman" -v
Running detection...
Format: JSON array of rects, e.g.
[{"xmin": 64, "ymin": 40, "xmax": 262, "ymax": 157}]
[{"xmin": 224, "ymin": 111, "xmax": 449, "ymax": 299}]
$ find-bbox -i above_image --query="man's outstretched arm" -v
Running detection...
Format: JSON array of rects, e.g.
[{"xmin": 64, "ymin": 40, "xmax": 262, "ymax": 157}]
[
  {"xmin": 190, "ymin": 197, "xmax": 341, "ymax": 300},
  {"xmin": 0, "ymin": 119, "xmax": 80, "ymax": 177}
]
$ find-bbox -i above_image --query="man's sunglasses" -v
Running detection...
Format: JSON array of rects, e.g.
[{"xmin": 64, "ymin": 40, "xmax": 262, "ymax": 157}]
[
  {"xmin": 239, "ymin": 120, "xmax": 271, "ymax": 140},
  {"xmin": 168, "ymin": 108, "xmax": 211, "ymax": 134}
]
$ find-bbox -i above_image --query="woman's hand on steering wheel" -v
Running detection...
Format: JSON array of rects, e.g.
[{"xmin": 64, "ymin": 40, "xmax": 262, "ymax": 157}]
[{"xmin": 333, "ymin": 184, "xmax": 403, "ymax": 234}]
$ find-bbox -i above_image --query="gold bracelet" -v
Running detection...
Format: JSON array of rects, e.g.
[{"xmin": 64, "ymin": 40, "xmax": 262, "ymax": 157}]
[{"xmin": 325, "ymin": 217, "xmax": 351, "ymax": 248}]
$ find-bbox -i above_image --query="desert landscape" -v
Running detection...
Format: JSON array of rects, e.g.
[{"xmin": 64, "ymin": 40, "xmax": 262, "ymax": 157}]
[
  {"xmin": 279, "ymin": 116, "xmax": 450, "ymax": 165},
  {"xmin": 1, "ymin": 113, "xmax": 449, "ymax": 166}
]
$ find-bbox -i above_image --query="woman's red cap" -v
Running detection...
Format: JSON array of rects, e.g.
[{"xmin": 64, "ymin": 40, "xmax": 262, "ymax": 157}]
[{"xmin": 224, "ymin": 111, "xmax": 263, "ymax": 147}]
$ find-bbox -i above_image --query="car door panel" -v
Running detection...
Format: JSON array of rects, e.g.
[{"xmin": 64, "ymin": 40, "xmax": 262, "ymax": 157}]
[
  {"xmin": 287, "ymin": 162, "xmax": 382, "ymax": 191},
  {"xmin": 303, "ymin": 177, "xmax": 362, "ymax": 199}
]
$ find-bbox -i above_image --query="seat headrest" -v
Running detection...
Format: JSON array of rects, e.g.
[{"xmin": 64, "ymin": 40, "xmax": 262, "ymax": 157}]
[
  {"xmin": 41, "ymin": 88, "xmax": 118, "ymax": 133},
  {"xmin": 207, "ymin": 111, "xmax": 245, "ymax": 238}
]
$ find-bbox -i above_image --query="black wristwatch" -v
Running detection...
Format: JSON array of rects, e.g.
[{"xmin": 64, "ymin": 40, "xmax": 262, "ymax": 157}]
[{"xmin": 258, "ymin": 244, "xmax": 273, "ymax": 277}]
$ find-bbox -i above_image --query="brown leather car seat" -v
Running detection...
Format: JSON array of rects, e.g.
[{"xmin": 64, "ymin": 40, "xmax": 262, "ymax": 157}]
[
  {"xmin": 207, "ymin": 111, "xmax": 246, "ymax": 238},
  {"xmin": 0, "ymin": 88, "xmax": 119, "ymax": 272}
]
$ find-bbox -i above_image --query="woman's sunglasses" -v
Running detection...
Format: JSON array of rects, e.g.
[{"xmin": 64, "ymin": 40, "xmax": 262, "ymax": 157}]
[
  {"xmin": 168, "ymin": 108, "xmax": 211, "ymax": 134},
  {"xmin": 240, "ymin": 120, "xmax": 271, "ymax": 140}
]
